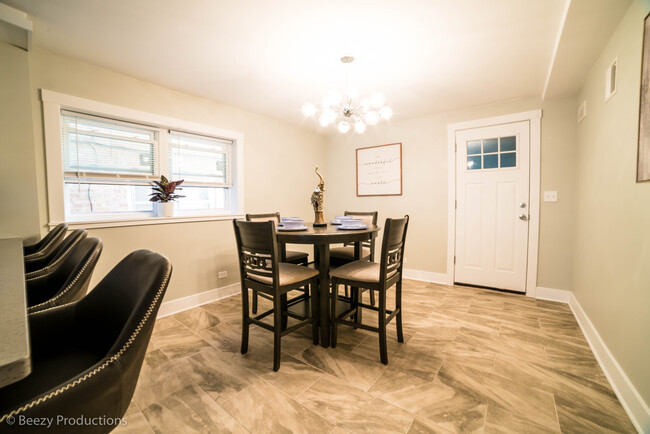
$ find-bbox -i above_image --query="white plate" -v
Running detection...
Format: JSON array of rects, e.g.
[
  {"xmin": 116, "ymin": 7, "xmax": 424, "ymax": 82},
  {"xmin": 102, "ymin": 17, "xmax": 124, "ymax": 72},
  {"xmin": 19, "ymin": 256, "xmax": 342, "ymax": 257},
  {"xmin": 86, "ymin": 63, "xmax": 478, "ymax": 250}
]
[
  {"xmin": 330, "ymin": 221, "xmax": 342, "ymax": 225},
  {"xmin": 277, "ymin": 226, "xmax": 309, "ymax": 231},
  {"xmin": 337, "ymin": 225, "xmax": 369, "ymax": 230}
]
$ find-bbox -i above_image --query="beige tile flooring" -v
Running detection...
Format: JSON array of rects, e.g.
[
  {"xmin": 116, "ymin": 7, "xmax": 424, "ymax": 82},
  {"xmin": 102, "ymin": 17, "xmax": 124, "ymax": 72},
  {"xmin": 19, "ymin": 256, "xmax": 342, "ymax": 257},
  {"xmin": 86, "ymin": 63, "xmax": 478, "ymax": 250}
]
[{"xmin": 115, "ymin": 280, "xmax": 635, "ymax": 433}]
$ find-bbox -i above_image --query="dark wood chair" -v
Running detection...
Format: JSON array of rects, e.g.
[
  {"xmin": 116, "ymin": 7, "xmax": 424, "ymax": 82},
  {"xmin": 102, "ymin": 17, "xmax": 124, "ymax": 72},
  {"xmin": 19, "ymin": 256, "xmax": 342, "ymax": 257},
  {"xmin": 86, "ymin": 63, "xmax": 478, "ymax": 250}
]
[
  {"xmin": 233, "ymin": 219, "xmax": 318, "ymax": 371},
  {"xmin": 330, "ymin": 210, "xmax": 378, "ymax": 306},
  {"xmin": 330, "ymin": 215, "xmax": 409, "ymax": 364},
  {"xmin": 23, "ymin": 223, "xmax": 68, "ymax": 260},
  {"xmin": 246, "ymin": 212, "xmax": 309, "ymax": 314}
]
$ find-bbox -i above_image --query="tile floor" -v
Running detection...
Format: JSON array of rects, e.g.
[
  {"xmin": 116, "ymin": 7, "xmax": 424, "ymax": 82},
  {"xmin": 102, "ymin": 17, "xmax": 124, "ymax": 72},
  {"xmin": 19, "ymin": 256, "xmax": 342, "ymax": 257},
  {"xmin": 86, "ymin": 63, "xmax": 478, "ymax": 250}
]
[{"xmin": 115, "ymin": 280, "xmax": 636, "ymax": 433}]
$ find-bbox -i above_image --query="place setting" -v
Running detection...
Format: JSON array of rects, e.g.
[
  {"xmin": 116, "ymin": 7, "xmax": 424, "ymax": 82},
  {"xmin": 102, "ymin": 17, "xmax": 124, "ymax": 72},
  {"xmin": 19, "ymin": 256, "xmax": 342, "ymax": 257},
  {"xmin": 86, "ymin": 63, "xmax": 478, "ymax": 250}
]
[{"xmin": 276, "ymin": 217, "xmax": 308, "ymax": 231}]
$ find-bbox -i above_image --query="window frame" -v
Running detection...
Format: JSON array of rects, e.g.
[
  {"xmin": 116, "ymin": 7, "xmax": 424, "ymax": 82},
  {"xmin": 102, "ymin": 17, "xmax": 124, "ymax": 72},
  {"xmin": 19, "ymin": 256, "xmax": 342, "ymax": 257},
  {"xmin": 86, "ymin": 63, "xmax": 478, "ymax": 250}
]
[{"xmin": 42, "ymin": 89, "xmax": 244, "ymax": 229}]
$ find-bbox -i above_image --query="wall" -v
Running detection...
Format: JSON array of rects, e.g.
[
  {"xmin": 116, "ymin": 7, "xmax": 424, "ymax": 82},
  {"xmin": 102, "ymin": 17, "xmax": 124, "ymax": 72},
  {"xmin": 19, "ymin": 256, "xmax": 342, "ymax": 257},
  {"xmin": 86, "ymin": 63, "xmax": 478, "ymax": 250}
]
[
  {"xmin": 0, "ymin": 42, "xmax": 40, "ymax": 240},
  {"xmin": 325, "ymin": 96, "xmax": 577, "ymax": 291},
  {"xmin": 573, "ymin": 0, "xmax": 650, "ymax": 408},
  {"xmin": 22, "ymin": 48, "xmax": 326, "ymax": 302}
]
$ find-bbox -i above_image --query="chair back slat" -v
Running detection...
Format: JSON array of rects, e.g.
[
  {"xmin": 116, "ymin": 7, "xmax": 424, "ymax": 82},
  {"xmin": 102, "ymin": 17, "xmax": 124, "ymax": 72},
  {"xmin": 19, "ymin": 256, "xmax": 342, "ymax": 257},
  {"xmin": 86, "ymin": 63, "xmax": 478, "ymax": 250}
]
[
  {"xmin": 233, "ymin": 220, "xmax": 279, "ymax": 286},
  {"xmin": 343, "ymin": 211, "xmax": 378, "ymax": 255},
  {"xmin": 246, "ymin": 212, "xmax": 281, "ymax": 223},
  {"xmin": 379, "ymin": 216, "xmax": 409, "ymax": 282}
]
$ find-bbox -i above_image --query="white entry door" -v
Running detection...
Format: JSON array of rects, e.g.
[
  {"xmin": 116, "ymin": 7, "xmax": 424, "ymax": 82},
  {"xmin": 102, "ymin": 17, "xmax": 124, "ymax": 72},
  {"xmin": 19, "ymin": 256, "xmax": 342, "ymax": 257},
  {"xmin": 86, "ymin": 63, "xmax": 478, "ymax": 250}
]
[{"xmin": 455, "ymin": 121, "xmax": 530, "ymax": 292}]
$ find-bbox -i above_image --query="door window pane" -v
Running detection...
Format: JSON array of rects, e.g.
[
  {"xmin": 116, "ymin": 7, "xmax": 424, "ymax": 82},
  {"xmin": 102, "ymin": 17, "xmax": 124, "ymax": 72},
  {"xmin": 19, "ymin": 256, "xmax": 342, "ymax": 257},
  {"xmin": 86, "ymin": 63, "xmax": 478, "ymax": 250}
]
[
  {"xmin": 484, "ymin": 154, "xmax": 498, "ymax": 169},
  {"xmin": 500, "ymin": 136, "xmax": 516, "ymax": 152},
  {"xmin": 500, "ymin": 152, "xmax": 516, "ymax": 168},
  {"xmin": 467, "ymin": 140, "xmax": 482, "ymax": 155},
  {"xmin": 483, "ymin": 138, "xmax": 498, "ymax": 154},
  {"xmin": 467, "ymin": 155, "xmax": 481, "ymax": 170}
]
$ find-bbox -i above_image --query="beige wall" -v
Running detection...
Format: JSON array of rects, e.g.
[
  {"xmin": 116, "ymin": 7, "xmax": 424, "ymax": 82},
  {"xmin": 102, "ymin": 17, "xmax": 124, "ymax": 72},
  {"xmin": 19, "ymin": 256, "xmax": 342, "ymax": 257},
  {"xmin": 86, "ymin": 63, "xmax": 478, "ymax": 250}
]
[
  {"xmin": 0, "ymin": 43, "xmax": 40, "ymax": 240},
  {"xmin": 21, "ymin": 48, "xmax": 326, "ymax": 302},
  {"xmin": 573, "ymin": 0, "xmax": 650, "ymax": 405},
  {"xmin": 325, "ymin": 96, "xmax": 577, "ymax": 291}
]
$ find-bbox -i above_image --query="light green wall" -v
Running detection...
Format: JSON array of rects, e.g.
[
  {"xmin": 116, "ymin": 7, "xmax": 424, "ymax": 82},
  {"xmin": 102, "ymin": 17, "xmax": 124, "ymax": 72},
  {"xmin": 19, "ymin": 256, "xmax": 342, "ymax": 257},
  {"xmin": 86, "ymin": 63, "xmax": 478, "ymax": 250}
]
[
  {"xmin": 22, "ymin": 48, "xmax": 326, "ymax": 303},
  {"xmin": 0, "ymin": 43, "xmax": 40, "ymax": 240},
  {"xmin": 573, "ymin": 0, "xmax": 650, "ymax": 407},
  {"xmin": 325, "ymin": 96, "xmax": 578, "ymax": 291}
]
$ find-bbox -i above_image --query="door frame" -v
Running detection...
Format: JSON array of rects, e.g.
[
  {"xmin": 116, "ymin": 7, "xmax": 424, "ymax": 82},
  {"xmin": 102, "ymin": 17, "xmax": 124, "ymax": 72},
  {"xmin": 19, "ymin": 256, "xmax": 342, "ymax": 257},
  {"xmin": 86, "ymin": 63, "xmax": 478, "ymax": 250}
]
[{"xmin": 446, "ymin": 110, "xmax": 542, "ymax": 298}]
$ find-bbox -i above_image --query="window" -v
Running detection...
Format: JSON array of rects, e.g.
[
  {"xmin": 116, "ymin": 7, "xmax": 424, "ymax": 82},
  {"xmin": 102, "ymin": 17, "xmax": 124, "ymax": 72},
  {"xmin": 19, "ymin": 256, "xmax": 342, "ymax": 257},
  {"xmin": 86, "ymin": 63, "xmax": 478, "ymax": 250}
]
[
  {"xmin": 466, "ymin": 136, "xmax": 517, "ymax": 170},
  {"xmin": 43, "ymin": 90, "xmax": 243, "ymax": 227}
]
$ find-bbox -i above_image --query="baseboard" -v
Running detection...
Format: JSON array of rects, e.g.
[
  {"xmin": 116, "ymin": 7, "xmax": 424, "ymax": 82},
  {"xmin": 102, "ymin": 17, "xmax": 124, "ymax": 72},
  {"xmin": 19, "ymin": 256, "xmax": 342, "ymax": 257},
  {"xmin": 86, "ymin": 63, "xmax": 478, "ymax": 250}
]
[
  {"xmin": 569, "ymin": 292, "xmax": 649, "ymax": 433},
  {"xmin": 403, "ymin": 268, "xmax": 452, "ymax": 285},
  {"xmin": 157, "ymin": 282, "xmax": 240, "ymax": 318},
  {"xmin": 535, "ymin": 286, "xmax": 571, "ymax": 303}
]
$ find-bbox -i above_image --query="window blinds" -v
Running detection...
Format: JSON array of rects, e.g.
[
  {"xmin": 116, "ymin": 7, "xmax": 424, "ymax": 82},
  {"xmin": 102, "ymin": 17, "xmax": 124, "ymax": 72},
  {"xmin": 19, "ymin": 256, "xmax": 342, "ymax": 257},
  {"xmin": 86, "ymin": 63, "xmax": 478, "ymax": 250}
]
[
  {"xmin": 169, "ymin": 131, "xmax": 233, "ymax": 187},
  {"xmin": 61, "ymin": 111, "xmax": 158, "ymax": 182}
]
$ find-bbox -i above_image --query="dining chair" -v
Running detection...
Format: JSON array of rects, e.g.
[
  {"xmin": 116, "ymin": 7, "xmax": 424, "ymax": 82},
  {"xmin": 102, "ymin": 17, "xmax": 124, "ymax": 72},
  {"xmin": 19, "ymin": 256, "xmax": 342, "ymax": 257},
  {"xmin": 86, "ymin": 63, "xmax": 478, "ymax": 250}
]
[
  {"xmin": 330, "ymin": 215, "xmax": 409, "ymax": 365},
  {"xmin": 246, "ymin": 212, "xmax": 309, "ymax": 314},
  {"xmin": 330, "ymin": 210, "xmax": 378, "ymax": 306},
  {"xmin": 26, "ymin": 237, "xmax": 103, "ymax": 313},
  {"xmin": 0, "ymin": 250, "xmax": 172, "ymax": 432},
  {"xmin": 24, "ymin": 229, "xmax": 87, "ymax": 274},
  {"xmin": 23, "ymin": 223, "xmax": 68, "ymax": 260},
  {"xmin": 233, "ymin": 219, "xmax": 318, "ymax": 371}
]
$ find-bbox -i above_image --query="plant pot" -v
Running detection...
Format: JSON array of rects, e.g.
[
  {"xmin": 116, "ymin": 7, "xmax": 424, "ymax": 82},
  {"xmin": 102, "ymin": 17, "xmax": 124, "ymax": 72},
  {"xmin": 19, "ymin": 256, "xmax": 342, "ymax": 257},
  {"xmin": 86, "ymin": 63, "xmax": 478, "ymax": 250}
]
[{"xmin": 154, "ymin": 202, "xmax": 175, "ymax": 217}]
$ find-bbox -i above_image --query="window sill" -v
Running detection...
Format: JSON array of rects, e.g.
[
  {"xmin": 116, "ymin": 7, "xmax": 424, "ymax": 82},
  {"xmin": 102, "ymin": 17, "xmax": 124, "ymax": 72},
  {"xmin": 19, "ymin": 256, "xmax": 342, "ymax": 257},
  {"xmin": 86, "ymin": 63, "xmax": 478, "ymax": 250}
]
[{"xmin": 50, "ymin": 213, "xmax": 244, "ymax": 230}]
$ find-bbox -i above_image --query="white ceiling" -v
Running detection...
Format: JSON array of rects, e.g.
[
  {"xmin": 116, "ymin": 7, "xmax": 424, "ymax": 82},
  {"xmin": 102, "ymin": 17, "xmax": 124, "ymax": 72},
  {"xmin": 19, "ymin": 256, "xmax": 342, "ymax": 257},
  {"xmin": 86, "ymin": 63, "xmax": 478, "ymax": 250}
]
[{"xmin": 0, "ymin": 0, "xmax": 631, "ymax": 132}]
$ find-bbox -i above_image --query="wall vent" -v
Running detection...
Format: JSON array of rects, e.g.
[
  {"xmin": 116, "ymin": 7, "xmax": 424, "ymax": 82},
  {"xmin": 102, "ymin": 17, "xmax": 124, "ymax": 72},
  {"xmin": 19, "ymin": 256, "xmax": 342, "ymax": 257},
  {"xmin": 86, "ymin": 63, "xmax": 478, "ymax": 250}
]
[
  {"xmin": 605, "ymin": 58, "xmax": 617, "ymax": 102},
  {"xmin": 577, "ymin": 100, "xmax": 587, "ymax": 123}
]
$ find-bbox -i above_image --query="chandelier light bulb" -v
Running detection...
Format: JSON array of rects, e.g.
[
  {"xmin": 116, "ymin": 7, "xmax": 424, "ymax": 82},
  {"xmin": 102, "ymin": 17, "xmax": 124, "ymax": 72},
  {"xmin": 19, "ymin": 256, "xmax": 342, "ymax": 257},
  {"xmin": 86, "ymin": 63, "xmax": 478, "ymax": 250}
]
[
  {"xmin": 370, "ymin": 92, "xmax": 386, "ymax": 108},
  {"xmin": 359, "ymin": 99, "xmax": 370, "ymax": 111},
  {"xmin": 319, "ymin": 110, "xmax": 336, "ymax": 127},
  {"xmin": 301, "ymin": 103, "xmax": 317, "ymax": 117},
  {"xmin": 354, "ymin": 121, "xmax": 367, "ymax": 134},
  {"xmin": 337, "ymin": 120, "xmax": 350, "ymax": 134},
  {"xmin": 365, "ymin": 111, "xmax": 379, "ymax": 126},
  {"xmin": 379, "ymin": 106, "xmax": 393, "ymax": 120},
  {"xmin": 320, "ymin": 96, "xmax": 332, "ymax": 108},
  {"xmin": 327, "ymin": 91, "xmax": 342, "ymax": 107},
  {"xmin": 347, "ymin": 86, "xmax": 359, "ymax": 100}
]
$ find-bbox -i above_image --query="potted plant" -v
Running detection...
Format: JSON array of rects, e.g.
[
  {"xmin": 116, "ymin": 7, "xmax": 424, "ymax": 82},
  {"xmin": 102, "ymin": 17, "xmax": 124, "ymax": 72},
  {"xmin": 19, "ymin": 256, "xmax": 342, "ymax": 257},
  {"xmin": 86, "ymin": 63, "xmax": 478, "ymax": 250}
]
[{"xmin": 150, "ymin": 175, "xmax": 184, "ymax": 217}]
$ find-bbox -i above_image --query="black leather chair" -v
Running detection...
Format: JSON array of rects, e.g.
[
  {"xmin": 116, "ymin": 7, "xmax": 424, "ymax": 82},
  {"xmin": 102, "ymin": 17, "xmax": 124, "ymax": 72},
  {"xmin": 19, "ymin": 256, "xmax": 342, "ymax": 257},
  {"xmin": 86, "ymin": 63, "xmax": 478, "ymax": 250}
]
[
  {"xmin": 245, "ymin": 212, "xmax": 310, "ymax": 314},
  {"xmin": 331, "ymin": 216, "xmax": 409, "ymax": 365},
  {"xmin": 0, "ymin": 250, "xmax": 172, "ymax": 433},
  {"xmin": 24, "ymin": 229, "xmax": 87, "ymax": 275},
  {"xmin": 26, "ymin": 237, "xmax": 103, "ymax": 314},
  {"xmin": 23, "ymin": 223, "xmax": 68, "ymax": 259}
]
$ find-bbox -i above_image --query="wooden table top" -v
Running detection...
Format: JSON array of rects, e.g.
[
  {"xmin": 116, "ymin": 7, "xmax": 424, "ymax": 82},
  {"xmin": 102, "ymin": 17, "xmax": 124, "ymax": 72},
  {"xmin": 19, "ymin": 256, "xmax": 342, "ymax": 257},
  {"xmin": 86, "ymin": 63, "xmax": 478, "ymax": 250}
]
[
  {"xmin": 275, "ymin": 223, "xmax": 380, "ymax": 244},
  {"xmin": 0, "ymin": 238, "xmax": 31, "ymax": 388}
]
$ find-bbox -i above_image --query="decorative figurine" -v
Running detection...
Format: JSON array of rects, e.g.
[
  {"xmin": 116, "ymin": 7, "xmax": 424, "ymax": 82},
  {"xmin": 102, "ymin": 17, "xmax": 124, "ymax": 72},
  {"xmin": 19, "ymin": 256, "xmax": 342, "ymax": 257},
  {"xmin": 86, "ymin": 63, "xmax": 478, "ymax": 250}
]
[{"xmin": 311, "ymin": 166, "xmax": 327, "ymax": 227}]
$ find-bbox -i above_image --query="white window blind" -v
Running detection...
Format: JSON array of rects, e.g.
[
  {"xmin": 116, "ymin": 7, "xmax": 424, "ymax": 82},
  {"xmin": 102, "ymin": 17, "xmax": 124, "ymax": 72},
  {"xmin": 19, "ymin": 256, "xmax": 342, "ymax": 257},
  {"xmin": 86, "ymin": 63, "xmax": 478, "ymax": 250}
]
[
  {"xmin": 169, "ymin": 131, "xmax": 232, "ymax": 187},
  {"xmin": 61, "ymin": 111, "xmax": 158, "ymax": 182}
]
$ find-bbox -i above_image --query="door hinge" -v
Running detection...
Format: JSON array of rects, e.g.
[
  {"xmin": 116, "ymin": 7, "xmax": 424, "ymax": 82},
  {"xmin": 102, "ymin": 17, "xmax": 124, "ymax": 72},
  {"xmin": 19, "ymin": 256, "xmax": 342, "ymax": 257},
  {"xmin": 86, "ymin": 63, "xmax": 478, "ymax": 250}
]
[
  {"xmin": 455, "ymin": 200, "xmax": 457, "ymax": 209},
  {"xmin": 455, "ymin": 142, "xmax": 457, "ymax": 152},
  {"xmin": 454, "ymin": 256, "xmax": 456, "ymax": 264}
]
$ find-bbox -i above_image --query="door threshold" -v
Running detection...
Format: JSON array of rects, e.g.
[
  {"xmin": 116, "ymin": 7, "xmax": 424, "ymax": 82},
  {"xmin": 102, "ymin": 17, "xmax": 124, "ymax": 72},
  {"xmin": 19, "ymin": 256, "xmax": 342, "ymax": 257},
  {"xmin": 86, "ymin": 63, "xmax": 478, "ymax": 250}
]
[{"xmin": 454, "ymin": 282, "xmax": 525, "ymax": 295}]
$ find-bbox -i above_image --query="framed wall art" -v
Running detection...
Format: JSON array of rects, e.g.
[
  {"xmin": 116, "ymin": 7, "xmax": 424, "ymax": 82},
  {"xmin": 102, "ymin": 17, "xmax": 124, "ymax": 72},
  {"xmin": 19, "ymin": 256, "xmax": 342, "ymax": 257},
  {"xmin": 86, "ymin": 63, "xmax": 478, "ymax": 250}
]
[
  {"xmin": 637, "ymin": 11, "xmax": 650, "ymax": 182},
  {"xmin": 356, "ymin": 142, "xmax": 402, "ymax": 196}
]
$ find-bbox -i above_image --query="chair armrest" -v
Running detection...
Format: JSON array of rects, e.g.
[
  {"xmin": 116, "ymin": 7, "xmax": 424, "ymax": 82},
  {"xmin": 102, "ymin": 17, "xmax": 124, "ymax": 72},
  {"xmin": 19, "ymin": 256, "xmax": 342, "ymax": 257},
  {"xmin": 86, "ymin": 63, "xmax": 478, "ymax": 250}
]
[{"xmin": 28, "ymin": 302, "xmax": 78, "ymax": 358}]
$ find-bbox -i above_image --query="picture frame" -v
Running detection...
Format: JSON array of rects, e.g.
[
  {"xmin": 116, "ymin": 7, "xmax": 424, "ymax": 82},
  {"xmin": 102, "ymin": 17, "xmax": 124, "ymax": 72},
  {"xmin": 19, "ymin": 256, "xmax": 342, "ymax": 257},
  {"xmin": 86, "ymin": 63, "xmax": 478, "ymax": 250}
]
[
  {"xmin": 637, "ymin": 11, "xmax": 650, "ymax": 182},
  {"xmin": 356, "ymin": 142, "xmax": 402, "ymax": 196}
]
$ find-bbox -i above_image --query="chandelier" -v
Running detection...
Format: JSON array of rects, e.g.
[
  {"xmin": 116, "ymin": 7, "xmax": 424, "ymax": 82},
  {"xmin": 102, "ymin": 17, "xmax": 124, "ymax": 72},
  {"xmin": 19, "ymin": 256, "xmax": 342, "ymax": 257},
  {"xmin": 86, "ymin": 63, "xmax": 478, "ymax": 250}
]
[{"xmin": 301, "ymin": 56, "xmax": 392, "ymax": 133}]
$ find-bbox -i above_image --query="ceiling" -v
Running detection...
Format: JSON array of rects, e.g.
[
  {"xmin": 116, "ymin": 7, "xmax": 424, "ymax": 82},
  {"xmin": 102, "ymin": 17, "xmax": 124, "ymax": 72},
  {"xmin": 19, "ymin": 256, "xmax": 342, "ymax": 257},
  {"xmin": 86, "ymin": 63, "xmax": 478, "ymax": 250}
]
[{"xmin": 0, "ymin": 0, "xmax": 633, "ymax": 133}]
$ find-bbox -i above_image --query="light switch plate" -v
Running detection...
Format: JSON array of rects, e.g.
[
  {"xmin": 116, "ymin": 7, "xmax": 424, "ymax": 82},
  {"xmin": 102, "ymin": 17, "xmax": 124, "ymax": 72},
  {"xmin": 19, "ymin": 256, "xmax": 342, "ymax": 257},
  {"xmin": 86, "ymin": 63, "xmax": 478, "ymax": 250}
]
[{"xmin": 544, "ymin": 191, "xmax": 558, "ymax": 202}]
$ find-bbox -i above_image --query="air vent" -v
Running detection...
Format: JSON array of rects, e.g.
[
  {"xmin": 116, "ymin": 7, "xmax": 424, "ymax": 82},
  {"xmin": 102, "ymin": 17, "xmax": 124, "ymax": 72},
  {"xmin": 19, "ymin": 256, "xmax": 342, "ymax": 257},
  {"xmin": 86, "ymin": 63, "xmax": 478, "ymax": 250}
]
[
  {"xmin": 605, "ymin": 58, "xmax": 617, "ymax": 102},
  {"xmin": 578, "ymin": 100, "xmax": 587, "ymax": 123}
]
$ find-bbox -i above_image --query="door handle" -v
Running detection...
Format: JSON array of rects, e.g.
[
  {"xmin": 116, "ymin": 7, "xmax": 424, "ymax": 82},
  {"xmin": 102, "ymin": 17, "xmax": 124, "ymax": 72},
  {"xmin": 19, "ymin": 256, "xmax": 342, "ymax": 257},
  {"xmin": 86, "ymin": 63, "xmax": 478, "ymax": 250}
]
[{"xmin": 518, "ymin": 214, "xmax": 528, "ymax": 221}]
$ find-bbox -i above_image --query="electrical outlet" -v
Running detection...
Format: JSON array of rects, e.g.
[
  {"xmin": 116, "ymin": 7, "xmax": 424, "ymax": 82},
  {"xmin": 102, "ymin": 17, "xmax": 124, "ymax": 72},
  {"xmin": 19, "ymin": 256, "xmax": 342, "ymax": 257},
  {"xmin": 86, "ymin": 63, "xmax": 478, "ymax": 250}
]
[
  {"xmin": 404, "ymin": 257, "xmax": 408, "ymax": 264},
  {"xmin": 218, "ymin": 271, "xmax": 227, "ymax": 278},
  {"xmin": 543, "ymin": 191, "xmax": 558, "ymax": 202}
]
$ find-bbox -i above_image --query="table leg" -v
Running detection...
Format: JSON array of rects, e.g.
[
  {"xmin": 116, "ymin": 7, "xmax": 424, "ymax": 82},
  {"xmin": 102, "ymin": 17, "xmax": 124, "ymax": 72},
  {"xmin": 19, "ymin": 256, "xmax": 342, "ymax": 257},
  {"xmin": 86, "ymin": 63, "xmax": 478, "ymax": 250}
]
[
  {"xmin": 353, "ymin": 241, "xmax": 362, "ymax": 326},
  {"xmin": 316, "ymin": 243, "xmax": 330, "ymax": 347}
]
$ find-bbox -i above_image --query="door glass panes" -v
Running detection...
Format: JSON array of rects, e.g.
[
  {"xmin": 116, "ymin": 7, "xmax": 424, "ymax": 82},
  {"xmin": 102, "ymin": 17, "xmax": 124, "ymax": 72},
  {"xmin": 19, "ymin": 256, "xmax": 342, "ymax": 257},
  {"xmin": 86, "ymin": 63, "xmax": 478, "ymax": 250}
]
[
  {"xmin": 467, "ymin": 140, "xmax": 482, "ymax": 155},
  {"xmin": 467, "ymin": 155, "xmax": 481, "ymax": 170},
  {"xmin": 466, "ymin": 135, "xmax": 517, "ymax": 171}
]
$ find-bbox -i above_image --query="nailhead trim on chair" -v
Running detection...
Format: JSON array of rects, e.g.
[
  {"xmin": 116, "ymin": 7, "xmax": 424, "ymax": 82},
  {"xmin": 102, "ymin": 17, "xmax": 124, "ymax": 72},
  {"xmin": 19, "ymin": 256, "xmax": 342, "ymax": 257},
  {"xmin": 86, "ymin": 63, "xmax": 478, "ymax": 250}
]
[
  {"xmin": 24, "ymin": 236, "xmax": 84, "ymax": 279},
  {"xmin": 28, "ymin": 244, "xmax": 102, "ymax": 312},
  {"xmin": 0, "ymin": 262, "xmax": 172, "ymax": 424}
]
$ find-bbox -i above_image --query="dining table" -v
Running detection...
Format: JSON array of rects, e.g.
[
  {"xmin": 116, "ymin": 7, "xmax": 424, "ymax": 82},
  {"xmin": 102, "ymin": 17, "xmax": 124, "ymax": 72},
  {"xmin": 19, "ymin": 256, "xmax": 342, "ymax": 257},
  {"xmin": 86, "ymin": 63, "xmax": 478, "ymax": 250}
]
[
  {"xmin": 0, "ymin": 238, "xmax": 31, "ymax": 388},
  {"xmin": 276, "ymin": 223, "xmax": 380, "ymax": 347}
]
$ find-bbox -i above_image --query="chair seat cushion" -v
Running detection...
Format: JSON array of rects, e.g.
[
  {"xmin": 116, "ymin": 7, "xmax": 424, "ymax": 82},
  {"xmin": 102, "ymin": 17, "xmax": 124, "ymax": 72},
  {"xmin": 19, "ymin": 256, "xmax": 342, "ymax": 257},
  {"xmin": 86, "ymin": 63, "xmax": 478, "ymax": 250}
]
[
  {"xmin": 329, "ymin": 246, "xmax": 370, "ymax": 261},
  {"xmin": 250, "ymin": 263, "xmax": 318, "ymax": 287},
  {"xmin": 330, "ymin": 260, "xmax": 397, "ymax": 283},
  {"xmin": 286, "ymin": 250, "xmax": 308, "ymax": 263}
]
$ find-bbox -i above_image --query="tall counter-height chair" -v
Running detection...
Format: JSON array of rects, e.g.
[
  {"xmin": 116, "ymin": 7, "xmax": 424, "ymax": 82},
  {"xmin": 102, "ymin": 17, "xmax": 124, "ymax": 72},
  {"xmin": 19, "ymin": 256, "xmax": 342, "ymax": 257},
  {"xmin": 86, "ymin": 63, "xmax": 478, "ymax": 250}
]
[
  {"xmin": 0, "ymin": 250, "xmax": 172, "ymax": 433},
  {"xmin": 24, "ymin": 229, "xmax": 87, "ymax": 274},
  {"xmin": 330, "ymin": 216, "xmax": 409, "ymax": 365},
  {"xmin": 234, "ymin": 219, "xmax": 318, "ymax": 371},
  {"xmin": 246, "ymin": 213, "xmax": 309, "ymax": 314},
  {"xmin": 23, "ymin": 223, "xmax": 68, "ymax": 260},
  {"xmin": 26, "ymin": 237, "xmax": 103, "ymax": 313},
  {"xmin": 330, "ymin": 210, "xmax": 378, "ymax": 306}
]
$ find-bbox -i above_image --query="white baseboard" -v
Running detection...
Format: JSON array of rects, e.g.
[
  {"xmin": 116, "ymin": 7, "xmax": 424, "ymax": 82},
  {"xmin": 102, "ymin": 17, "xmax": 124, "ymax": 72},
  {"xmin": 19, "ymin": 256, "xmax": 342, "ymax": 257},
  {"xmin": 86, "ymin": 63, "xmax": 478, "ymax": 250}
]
[
  {"xmin": 535, "ymin": 286, "xmax": 571, "ymax": 303},
  {"xmin": 403, "ymin": 268, "xmax": 452, "ymax": 285},
  {"xmin": 157, "ymin": 282, "xmax": 240, "ymax": 318},
  {"xmin": 569, "ymin": 292, "xmax": 649, "ymax": 433}
]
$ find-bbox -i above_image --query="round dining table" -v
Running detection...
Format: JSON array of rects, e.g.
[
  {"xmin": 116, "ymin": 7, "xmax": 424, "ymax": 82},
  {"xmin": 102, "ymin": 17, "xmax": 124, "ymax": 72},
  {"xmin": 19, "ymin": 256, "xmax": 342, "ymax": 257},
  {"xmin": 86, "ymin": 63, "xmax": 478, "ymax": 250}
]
[{"xmin": 276, "ymin": 223, "xmax": 380, "ymax": 347}]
